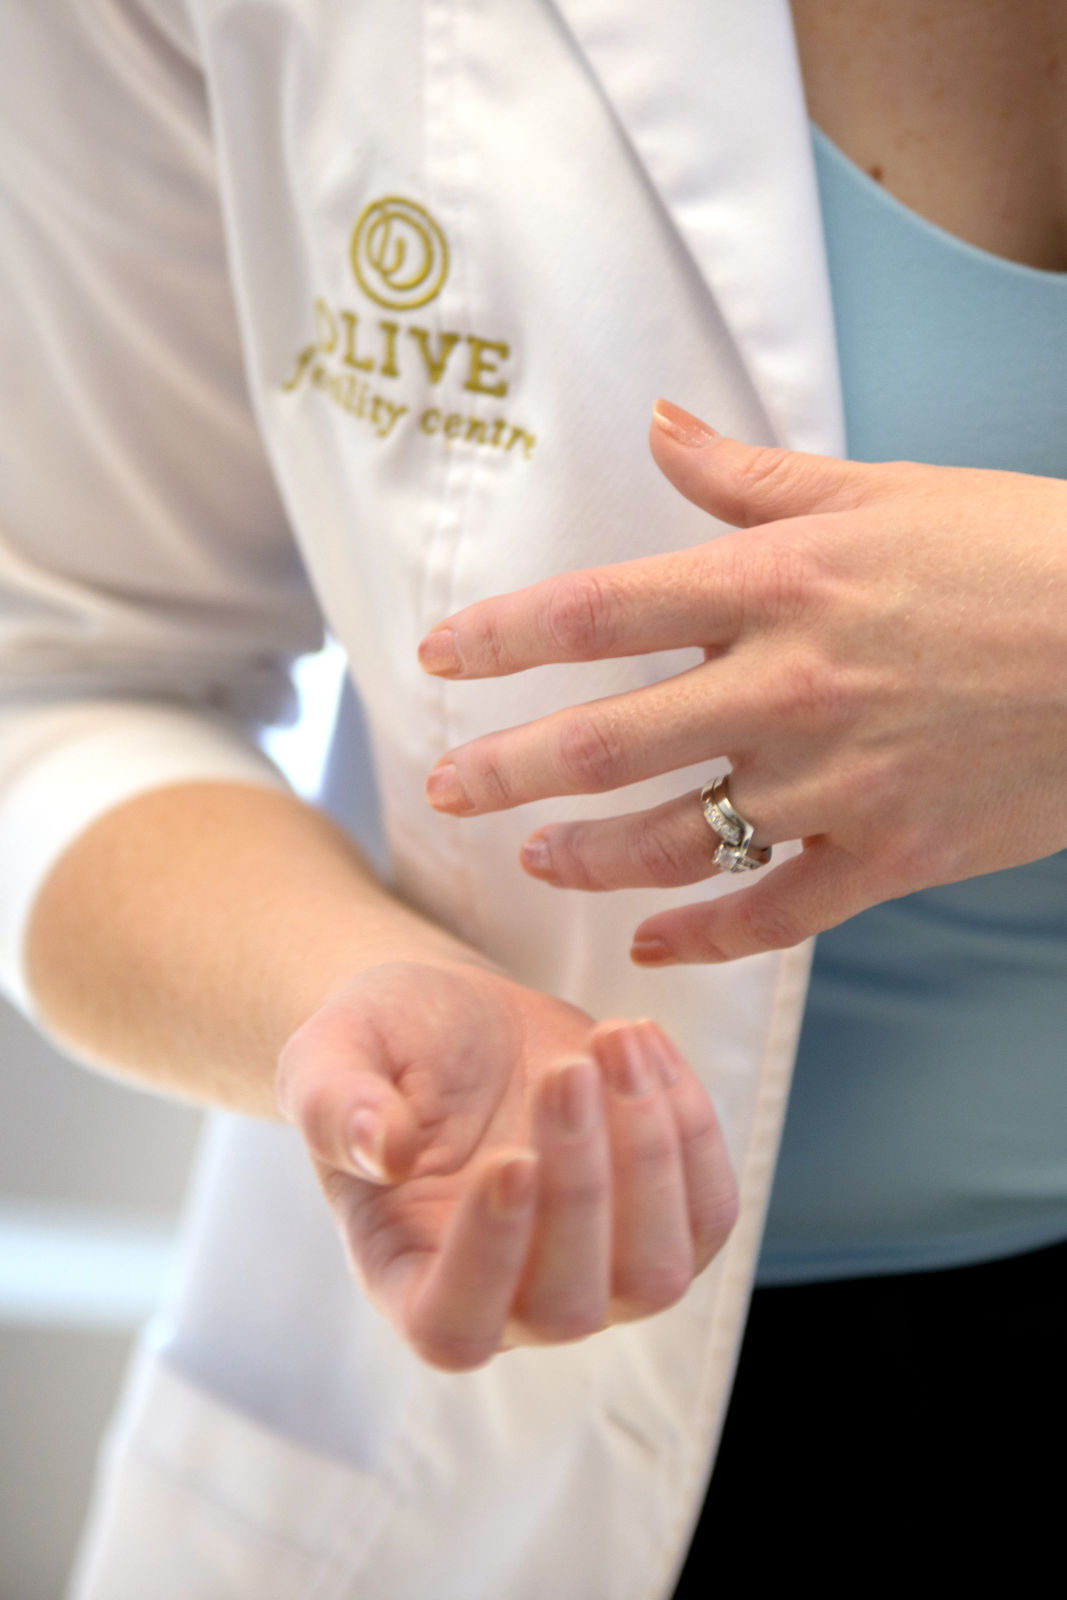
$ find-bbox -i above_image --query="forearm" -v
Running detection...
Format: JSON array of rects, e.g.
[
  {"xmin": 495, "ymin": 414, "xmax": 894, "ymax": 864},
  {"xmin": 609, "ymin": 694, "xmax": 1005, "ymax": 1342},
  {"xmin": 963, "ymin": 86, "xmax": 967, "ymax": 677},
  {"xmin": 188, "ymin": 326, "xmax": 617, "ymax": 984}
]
[{"xmin": 23, "ymin": 781, "xmax": 481, "ymax": 1118}]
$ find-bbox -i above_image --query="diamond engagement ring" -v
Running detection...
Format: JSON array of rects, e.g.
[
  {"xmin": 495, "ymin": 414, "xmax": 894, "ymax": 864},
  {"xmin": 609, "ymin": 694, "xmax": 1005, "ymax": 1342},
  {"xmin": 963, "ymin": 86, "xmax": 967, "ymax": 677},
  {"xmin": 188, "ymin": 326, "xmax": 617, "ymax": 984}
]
[{"xmin": 700, "ymin": 777, "xmax": 773, "ymax": 874}]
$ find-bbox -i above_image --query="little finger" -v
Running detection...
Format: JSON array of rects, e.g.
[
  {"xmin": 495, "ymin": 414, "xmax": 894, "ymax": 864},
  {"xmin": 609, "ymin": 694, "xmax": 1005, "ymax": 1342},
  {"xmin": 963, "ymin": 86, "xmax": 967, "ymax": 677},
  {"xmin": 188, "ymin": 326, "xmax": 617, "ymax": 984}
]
[
  {"xmin": 630, "ymin": 838, "xmax": 878, "ymax": 965},
  {"xmin": 593, "ymin": 1021, "xmax": 694, "ymax": 1318},
  {"xmin": 636, "ymin": 1023, "xmax": 738, "ymax": 1270},
  {"xmin": 521, "ymin": 786, "xmax": 740, "ymax": 892}
]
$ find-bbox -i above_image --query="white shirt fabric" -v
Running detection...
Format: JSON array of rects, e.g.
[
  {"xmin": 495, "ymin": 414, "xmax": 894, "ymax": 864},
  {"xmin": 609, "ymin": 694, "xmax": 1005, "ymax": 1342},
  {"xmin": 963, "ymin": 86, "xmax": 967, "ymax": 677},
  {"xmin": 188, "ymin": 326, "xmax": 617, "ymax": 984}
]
[{"xmin": 1, "ymin": 4, "xmax": 844, "ymax": 1596}]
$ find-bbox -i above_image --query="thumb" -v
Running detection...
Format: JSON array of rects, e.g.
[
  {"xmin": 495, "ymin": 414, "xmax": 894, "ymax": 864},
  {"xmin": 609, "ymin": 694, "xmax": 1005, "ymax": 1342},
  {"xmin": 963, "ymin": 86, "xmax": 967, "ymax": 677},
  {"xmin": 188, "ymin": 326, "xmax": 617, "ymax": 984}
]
[
  {"xmin": 276, "ymin": 1014, "xmax": 424, "ymax": 1185},
  {"xmin": 649, "ymin": 399, "xmax": 867, "ymax": 529}
]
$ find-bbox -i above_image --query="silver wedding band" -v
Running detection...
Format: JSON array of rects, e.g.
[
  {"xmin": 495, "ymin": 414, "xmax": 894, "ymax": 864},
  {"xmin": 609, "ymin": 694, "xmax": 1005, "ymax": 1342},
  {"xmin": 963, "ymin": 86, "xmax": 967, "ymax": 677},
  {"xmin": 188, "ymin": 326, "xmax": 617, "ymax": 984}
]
[{"xmin": 700, "ymin": 777, "xmax": 772, "ymax": 874}]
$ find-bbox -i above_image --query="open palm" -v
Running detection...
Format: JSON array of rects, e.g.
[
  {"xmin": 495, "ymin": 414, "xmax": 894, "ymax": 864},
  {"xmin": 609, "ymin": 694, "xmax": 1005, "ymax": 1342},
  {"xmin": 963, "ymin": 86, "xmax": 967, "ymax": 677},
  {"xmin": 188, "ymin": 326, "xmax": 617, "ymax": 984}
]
[{"xmin": 277, "ymin": 960, "xmax": 735, "ymax": 1369}]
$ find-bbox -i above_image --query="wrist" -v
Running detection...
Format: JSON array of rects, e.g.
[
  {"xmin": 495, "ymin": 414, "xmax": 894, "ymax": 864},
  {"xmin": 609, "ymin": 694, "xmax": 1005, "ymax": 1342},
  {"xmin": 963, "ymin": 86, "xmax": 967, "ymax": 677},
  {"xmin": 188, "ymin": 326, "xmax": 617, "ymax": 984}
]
[{"xmin": 25, "ymin": 780, "xmax": 500, "ymax": 1118}]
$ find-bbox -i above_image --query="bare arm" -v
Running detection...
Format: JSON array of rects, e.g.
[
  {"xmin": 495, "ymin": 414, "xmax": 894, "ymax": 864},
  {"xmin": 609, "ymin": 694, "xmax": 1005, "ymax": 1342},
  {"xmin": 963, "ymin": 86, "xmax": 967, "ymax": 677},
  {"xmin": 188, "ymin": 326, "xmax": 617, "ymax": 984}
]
[
  {"xmin": 24, "ymin": 779, "xmax": 737, "ymax": 1367},
  {"xmin": 24, "ymin": 780, "xmax": 477, "ymax": 1117}
]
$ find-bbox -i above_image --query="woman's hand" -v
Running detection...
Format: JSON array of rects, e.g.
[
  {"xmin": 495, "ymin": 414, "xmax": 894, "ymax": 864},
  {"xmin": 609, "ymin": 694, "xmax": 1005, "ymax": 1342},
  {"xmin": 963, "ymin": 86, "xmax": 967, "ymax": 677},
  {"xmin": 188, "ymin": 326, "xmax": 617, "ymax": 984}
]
[
  {"xmin": 276, "ymin": 959, "xmax": 735, "ymax": 1370},
  {"xmin": 417, "ymin": 401, "xmax": 1067, "ymax": 964}
]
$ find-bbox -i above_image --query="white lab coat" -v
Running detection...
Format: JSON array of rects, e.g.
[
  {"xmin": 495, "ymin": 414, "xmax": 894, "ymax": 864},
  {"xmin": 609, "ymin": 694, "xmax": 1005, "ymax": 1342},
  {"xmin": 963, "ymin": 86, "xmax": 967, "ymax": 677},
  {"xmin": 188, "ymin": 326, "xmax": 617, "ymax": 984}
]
[{"xmin": 0, "ymin": 3, "xmax": 845, "ymax": 1596}]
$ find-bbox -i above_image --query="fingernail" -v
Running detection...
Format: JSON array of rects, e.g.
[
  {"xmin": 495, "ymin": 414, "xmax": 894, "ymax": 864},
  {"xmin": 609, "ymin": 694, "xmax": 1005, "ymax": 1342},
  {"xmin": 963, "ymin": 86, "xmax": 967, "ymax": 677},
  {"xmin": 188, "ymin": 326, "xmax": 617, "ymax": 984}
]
[
  {"xmin": 600, "ymin": 1025, "xmax": 656, "ymax": 1098},
  {"xmin": 652, "ymin": 399, "xmax": 718, "ymax": 447},
  {"xmin": 351, "ymin": 1109, "xmax": 388, "ymax": 1182},
  {"xmin": 520, "ymin": 832, "xmax": 560, "ymax": 884},
  {"xmin": 630, "ymin": 937, "xmax": 676, "ymax": 966},
  {"xmin": 425, "ymin": 762, "xmax": 474, "ymax": 814},
  {"xmin": 418, "ymin": 627, "xmax": 462, "ymax": 677},
  {"xmin": 489, "ymin": 1153, "xmax": 538, "ymax": 1218},
  {"xmin": 551, "ymin": 1057, "xmax": 599, "ymax": 1136}
]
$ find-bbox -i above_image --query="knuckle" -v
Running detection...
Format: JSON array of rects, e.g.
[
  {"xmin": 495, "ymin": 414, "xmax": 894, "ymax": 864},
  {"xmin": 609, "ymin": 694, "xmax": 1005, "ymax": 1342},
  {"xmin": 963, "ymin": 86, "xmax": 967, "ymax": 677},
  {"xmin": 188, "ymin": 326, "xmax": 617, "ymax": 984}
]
[
  {"xmin": 679, "ymin": 1098, "xmax": 724, "ymax": 1150},
  {"xmin": 768, "ymin": 547, "xmax": 825, "ymax": 624},
  {"xmin": 555, "ymin": 712, "xmax": 626, "ymax": 792},
  {"xmin": 631, "ymin": 815, "xmax": 698, "ymax": 887},
  {"xmin": 468, "ymin": 608, "xmax": 517, "ymax": 675},
  {"xmin": 768, "ymin": 649, "xmax": 845, "ymax": 727},
  {"xmin": 286, "ymin": 1073, "xmax": 336, "ymax": 1158},
  {"xmin": 274, "ymin": 1014, "xmax": 331, "ymax": 1127},
  {"xmin": 929, "ymin": 832, "xmax": 970, "ymax": 883},
  {"xmin": 877, "ymin": 827, "xmax": 940, "ymax": 892},
  {"xmin": 731, "ymin": 893, "xmax": 805, "ymax": 954},
  {"xmin": 832, "ymin": 755, "xmax": 886, "ymax": 817},
  {"xmin": 737, "ymin": 445, "xmax": 851, "ymax": 516},
  {"xmin": 615, "ymin": 1253, "xmax": 693, "ymax": 1317},
  {"xmin": 543, "ymin": 573, "xmax": 616, "ymax": 658},
  {"xmin": 742, "ymin": 540, "xmax": 823, "ymax": 627},
  {"xmin": 412, "ymin": 1329, "xmax": 496, "ymax": 1373},
  {"xmin": 734, "ymin": 444, "xmax": 797, "ymax": 509},
  {"xmin": 522, "ymin": 1299, "xmax": 606, "ymax": 1345},
  {"xmin": 693, "ymin": 1185, "xmax": 740, "ymax": 1268},
  {"xmin": 712, "ymin": 537, "xmax": 819, "ymax": 638},
  {"xmin": 544, "ymin": 1167, "xmax": 607, "ymax": 1209},
  {"xmin": 469, "ymin": 746, "xmax": 516, "ymax": 808},
  {"xmin": 545, "ymin": 825, "xmax": 603, "ymax": 891},
  {"xmin": 862, "ymin": 457, "xmax": 920, "ymax": 500},
  {"xmin": 627, "ymin": 1124, "xmax": 680, "ymax": 1171}
]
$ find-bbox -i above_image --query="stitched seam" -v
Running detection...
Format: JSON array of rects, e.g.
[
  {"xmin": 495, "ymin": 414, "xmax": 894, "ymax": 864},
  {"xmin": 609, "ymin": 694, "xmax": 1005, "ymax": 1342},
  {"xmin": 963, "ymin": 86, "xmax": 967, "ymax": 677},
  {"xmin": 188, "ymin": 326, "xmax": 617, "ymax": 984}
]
[{"xmin": 417, "ymin": 0, "xmax": 485, "ymax": 953}]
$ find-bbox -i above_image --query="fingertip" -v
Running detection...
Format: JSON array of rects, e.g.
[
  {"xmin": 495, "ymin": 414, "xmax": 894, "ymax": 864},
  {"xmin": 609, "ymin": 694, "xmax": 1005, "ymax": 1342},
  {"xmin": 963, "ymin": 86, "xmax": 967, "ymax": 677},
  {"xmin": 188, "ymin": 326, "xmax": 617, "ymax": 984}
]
[
  {"xmin": 417, "ymin": 626, "xmax": 463, "ymax": 677},
  {"xmin": 519, "ymin": 832, "xmax": 562, "ymax": 885},
  {"xmin": 592, "ymin": 1016, "xmax": 681, "ymax": 1091},
  {"xmin": 593, "ymin": 1019, "xmax": 670, "ymax": 1099},
  {"xmin": 350, "ymin": 1108, "xmax": 389, "ymax": 1183},
  {"xmin": 486, "ymin": 1150, "xmax": 539, "ymax": 1220},
  {"xmin": 425, "ymin": 762, "xmax": 475, "ymax": 815},
  {"xmin": 539, "ymin": 1054, "xmax": 602, "ymax": 1138},
  {"xmin": 651, "ymin": 399, "xmax": 720, "ymax": 448},
  {"xmin": 346, "ymin": 1083, "xmax": 421, "ymax": 1185},
  {"xmin": 629, "ymin": 936, "xmax": 679, "ymax": 967}
]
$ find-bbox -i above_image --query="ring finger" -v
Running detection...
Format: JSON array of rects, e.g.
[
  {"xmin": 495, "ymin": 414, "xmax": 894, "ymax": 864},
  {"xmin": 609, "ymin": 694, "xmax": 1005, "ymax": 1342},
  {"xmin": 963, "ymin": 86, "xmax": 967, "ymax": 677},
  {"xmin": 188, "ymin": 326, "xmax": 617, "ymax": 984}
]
[
  {"xmin": 519, "ymin": 782, "xmax": 781, "ymax": 893},
  {"xmin": 511, "ymin": 1056, "xmax": 612, "ymax": 1342},
  {"xmin": 593, "ymin": 1022, "xmax": 695, "ymax": 1319}
]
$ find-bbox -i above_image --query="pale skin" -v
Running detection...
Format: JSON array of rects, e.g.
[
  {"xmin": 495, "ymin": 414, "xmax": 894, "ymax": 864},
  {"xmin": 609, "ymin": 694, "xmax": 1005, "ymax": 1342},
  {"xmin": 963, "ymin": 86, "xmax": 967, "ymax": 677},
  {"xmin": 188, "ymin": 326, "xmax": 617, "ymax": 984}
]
[
  {"xmin": 421, "ymin": 402, "xmax": 1067, "ymax": 962},
  {"xmin": 25, "ymin": 783, "xmax": 736, "ymax": 1372},
  {"xmin": 419, "ymin": 0, "xmax": 1067, "ymax": 962},
  {"xmin": 25, "ymin": 0, "xmax": 1066, "ymax": 1369},
  {"xmin": 789, "ymin": 0, "xmax": 1067, "ymax": 273}
]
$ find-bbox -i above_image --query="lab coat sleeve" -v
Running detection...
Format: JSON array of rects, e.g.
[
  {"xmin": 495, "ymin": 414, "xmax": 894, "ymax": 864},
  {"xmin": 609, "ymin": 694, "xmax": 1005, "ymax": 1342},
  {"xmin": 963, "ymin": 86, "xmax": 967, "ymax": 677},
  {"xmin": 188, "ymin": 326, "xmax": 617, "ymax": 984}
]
[{"xmin": 0, "ymin": 1, "xmax": 324, "ymax": 1012}]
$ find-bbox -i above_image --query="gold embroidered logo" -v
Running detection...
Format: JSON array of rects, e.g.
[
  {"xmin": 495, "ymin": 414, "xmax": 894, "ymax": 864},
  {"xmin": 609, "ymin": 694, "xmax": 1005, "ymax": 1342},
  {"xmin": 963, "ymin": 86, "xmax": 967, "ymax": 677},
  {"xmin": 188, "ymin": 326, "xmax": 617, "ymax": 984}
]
[
  {"xmin": 351, "ymin": 197, "xmax": 449, "ymax": 311},
  {"xmin": 283, "ymin": 193, "xmax": 536, "ymax": 461}
]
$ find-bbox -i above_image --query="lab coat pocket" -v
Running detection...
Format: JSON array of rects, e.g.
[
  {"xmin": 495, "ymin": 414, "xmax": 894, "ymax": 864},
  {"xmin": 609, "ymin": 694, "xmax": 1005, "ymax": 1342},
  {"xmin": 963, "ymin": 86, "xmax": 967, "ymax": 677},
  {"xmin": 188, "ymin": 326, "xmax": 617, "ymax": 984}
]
[{"xmin": 66, "ymin": 1349, "xmax": 393, "ymax": 1600}]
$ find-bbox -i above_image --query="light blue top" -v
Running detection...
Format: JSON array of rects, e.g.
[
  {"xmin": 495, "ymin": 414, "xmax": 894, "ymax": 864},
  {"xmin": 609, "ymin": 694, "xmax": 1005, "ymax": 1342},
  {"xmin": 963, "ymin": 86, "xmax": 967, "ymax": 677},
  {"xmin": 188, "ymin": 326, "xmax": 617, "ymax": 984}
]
[{"xmin": 757, "ymin": 126, "xmax": 1067, "ymax": 1284}]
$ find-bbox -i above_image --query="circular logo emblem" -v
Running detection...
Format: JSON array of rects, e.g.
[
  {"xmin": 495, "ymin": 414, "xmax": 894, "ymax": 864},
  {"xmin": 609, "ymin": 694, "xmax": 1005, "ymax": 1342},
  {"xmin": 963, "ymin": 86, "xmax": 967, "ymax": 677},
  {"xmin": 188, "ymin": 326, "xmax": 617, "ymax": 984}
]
[{"xmin": 350, "ymin": 196, "xmax": 449, "ymax": 311}]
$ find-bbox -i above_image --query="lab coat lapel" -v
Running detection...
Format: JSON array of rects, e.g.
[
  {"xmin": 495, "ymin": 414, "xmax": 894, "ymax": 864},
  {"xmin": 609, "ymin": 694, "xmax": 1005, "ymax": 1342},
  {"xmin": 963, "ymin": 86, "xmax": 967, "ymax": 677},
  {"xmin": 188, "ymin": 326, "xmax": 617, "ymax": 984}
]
[{"xmin": 549, "ymin": 0, "xmax": 845, "ymax": 453}]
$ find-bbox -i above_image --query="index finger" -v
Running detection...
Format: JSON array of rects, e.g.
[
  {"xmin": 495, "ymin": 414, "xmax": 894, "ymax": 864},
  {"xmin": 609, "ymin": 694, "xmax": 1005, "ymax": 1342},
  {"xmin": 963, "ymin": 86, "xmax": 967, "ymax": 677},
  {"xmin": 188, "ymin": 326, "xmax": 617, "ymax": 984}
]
[
  {"xmin": 416, "ymin": 541, "xmax": 751, "ymax": 680},
  {"xmin": 389, "ymin": 1151, "xmax": 540, "ymax": 1372}
]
